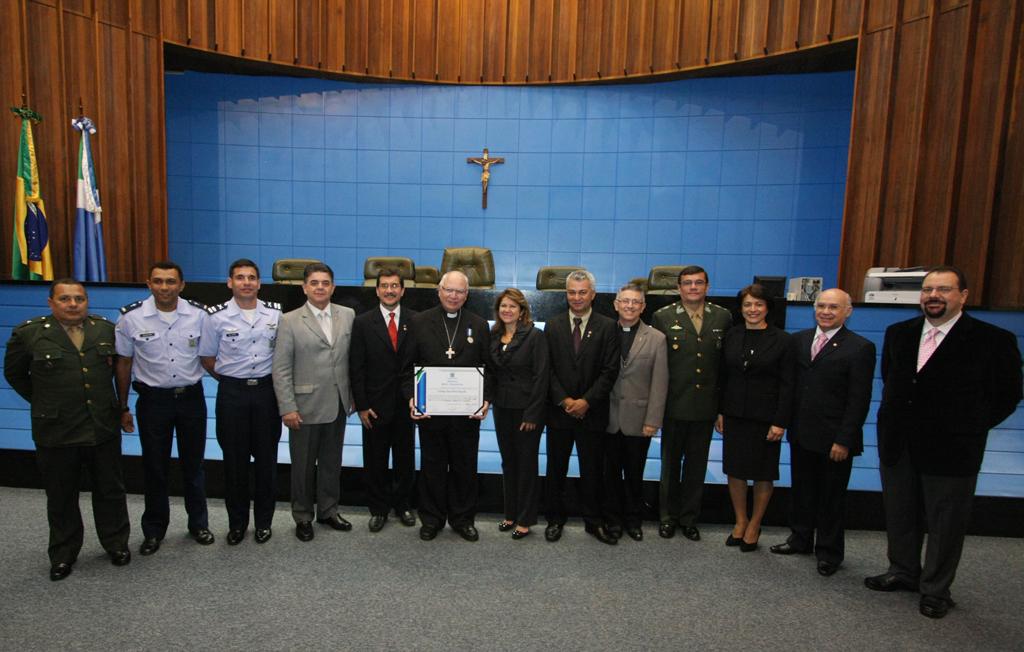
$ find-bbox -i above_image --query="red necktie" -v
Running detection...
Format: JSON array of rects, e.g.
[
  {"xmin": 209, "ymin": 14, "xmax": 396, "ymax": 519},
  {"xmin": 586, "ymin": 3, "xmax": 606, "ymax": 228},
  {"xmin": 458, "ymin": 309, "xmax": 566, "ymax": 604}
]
[
  {"xmin": 573, "ymin": 317, "xmax": 582, "ymax": 354},
  {"xmin": 388, "ymin": 312, "xmax": 398, "ymax": 351}
]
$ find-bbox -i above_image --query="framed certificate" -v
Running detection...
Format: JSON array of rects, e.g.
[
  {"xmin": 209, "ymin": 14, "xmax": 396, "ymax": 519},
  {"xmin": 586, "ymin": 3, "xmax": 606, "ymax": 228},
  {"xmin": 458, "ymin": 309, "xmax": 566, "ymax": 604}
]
[{"xmin": 414, "ymin": 366, "xmax": 485, "ymax": 416}]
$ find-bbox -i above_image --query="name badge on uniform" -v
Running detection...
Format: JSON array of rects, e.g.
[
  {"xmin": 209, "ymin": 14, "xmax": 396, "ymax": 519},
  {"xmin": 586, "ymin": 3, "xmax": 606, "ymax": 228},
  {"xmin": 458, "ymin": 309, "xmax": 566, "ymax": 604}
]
[
  {"xmin": 188, "ymin": 336, "xmax": 198, "ymax": 348},
  {"xmin": 139, "ymin": 331, "xmax": 156, "ymax": 339},
  {"xmin": 225, "ymin": 331, "xmax": 240, "ymax": 339}
]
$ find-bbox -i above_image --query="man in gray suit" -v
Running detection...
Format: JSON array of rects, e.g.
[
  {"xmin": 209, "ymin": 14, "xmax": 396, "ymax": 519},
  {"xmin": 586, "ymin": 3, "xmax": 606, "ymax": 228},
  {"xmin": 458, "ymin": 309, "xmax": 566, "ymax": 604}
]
[
  {"xmin": 604, "ymin": 284, "xmax": 669, "ymax": 541},
  {"xmin": 272, "ymin": 263, "xmax": 355, "ymax": 542}
]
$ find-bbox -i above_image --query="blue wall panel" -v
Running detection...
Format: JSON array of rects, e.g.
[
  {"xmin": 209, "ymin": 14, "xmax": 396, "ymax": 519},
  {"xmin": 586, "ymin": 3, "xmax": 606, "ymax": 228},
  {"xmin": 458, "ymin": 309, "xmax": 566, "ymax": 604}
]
[{"xmin": 166, "ymin": 71, "xmax": 852, "ymax": 293}]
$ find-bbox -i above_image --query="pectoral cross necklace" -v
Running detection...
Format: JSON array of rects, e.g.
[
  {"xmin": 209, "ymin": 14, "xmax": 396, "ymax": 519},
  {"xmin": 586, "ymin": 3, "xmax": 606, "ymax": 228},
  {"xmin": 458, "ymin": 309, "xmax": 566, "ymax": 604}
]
[{"xmin": 443, "ymin": 312, "xmax": 461, "ymax": 360}]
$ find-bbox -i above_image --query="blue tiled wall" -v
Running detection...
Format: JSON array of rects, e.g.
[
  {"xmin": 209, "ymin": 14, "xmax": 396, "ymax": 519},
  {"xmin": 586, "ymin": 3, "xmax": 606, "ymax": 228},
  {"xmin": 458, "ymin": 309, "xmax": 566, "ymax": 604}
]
[
  {"xmin": 165, "ymin": 71, "xmax": 851, "ymax": 292},
  {"xmin": 1, "ymin": 284, "xmax": 1022, "ymax": 497}
]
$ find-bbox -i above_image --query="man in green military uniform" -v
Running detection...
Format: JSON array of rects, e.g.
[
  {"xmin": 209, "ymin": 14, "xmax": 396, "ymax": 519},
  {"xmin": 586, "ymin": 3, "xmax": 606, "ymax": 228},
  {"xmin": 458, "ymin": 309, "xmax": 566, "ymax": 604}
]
[
  {"xmin": 4, "ymin": 279, "xmax": 132, "ymax": 581},
  {"xmin": 653, "ymin": 265, "xmax": 732, "ymax": 541}
]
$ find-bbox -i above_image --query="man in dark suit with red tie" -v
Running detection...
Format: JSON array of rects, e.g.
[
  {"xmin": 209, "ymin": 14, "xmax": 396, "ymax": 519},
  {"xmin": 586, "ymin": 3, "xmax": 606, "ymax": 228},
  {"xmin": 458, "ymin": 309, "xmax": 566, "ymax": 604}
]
[
  {"xmin": 769, "ymin": 288, "xmax": 875, "ymax": 577},
  {"xmin": 350, "ymin": 268, "xmax": 417, "ymax": 532},
  {"xmin": 544, "ymin": 269, "xmax": 620, "ymax": 545},
  {"xmin": 865, "ymin": 266, "xmax": 1022, "ymax": 619}
]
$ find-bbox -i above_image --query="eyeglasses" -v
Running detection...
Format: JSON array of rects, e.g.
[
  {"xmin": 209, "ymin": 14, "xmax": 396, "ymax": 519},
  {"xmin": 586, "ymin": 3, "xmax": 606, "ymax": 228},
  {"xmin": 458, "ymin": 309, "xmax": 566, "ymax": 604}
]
[
  {"xmin": 679, "ymin": 280, "xmax": 707, "ymax": 287},
  {"xmin": 615, "ymin": 298, "xmax": 644, "ymax": 306},
  {"xmin": 378, "ymin": 282, "xmax": 402, "ymax": 290},
  {"xmin": 920, "ymin": 286, "xmax": 958, "ymax": 295},
  {"xmin": 440, "ymin": 286, "xmax": 468, "ymax": 296}
]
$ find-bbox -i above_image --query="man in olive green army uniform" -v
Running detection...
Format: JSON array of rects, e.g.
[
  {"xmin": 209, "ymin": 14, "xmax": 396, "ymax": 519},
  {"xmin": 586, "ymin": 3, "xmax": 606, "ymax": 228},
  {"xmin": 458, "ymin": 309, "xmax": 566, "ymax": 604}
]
[
  {"xmin": 4, "ymin": 279, "xmax": 132, "ymax": 581},
  {"xmin": 653, "ymin": 265, "xmax": 732, "ymax": 541}
]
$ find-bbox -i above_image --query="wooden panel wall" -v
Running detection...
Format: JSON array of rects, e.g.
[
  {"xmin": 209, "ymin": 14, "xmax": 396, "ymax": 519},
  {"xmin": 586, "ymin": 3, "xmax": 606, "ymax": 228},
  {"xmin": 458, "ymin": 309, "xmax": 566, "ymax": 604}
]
[
  {"xmin": 0, "ymin": 0, "xmax": 165, "ymax": 283},
  {"xmin": 839, "ymin": 0, "xmax": 1024, "ymax": 307},
  {"xmin": 1, "ymin": 0, "xmax": 1021, "ymax": 306}
]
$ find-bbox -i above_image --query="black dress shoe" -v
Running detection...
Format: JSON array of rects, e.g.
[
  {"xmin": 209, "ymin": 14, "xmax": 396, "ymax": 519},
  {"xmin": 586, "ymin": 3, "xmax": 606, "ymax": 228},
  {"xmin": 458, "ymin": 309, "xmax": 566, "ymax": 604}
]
[
  {"xmin": 585, "ymin": 525, "xmax": 619, "ymax": 546},
  {"xmin": 920, "ymin": 595, "xmax": 955, "ymax": 619},
  {"xmin": 295, "ymin": 522, "xmax": 314, "ymax": 542},
  {"xmin": 739, "ymin": 529, "xmax": 761, "ymax": 552},
  {"xmin": 49, "ymin": 563, "xmax": 72, "ymax": 582},
  {"xmin": 545, "ymin": 523, "xmax": 563, "ymax": 542},
  {"xmin": 817, "ymin": 560, "xmax": 839, "ymax": 576},
  {"xmin": 511, "ymin": 528, "xmax": 531, "ymax": 540},
  {"xmin": 397, "ymin": 509, "xmax": 417, "ymax": 527},
  {"xmin": 658, "ymin": 522, "xmax": 676, "ymax": 539},
  {"xmin": 680, "ymin": 525, "xmax": 701, "ymax": 541},
  {"xmin": 368, "ymin": 515, "xmax": 387, "ymax": 532},
  {"xmin": 454, "ymin": 524, "xmax": 479, "ymax": 542},
  {"xmin": 190, "ymin": 528, "xmax": 215, "ymax": 545},
  {"xmin": 226, "ymin": 529, "xmax": 245, "ymax": 546},
  {"xmin": 498, "ymin": 520, "xmax": 515, "ymax": 532},
  {"xmin": 317, "ymin": 514, "xmax": 353, "ymax": 531},
  {"xmin": 254, "ymin": 528, "xmax": 272, "ymax": 544},
  {"xmin": 626, "ymin": 527, "xmax": 643, "ymax": 542},
  {"xmin": 726, "ymin": 533, "xmax": 743, "ymax": 547},
  {"xmin": 606, "ymin": 526, "xmax": 623, "ymax": 540},
  {"xmin": 139, "ymin": 538, "xmax": 160, "ymax": 556},
  {"xmin": 770, "ymin": 541, "xmax": 810, "ymax": 555},
  {"xmin": 419, "ymin": 524, "xmax": 438, "ymax": 541},
  {"xmin": 109, "ymin": 550, "xmax": 131, "ymax": 566},
  {"xmin": 864, "ymin": 572, "xmax": 919, "ymax": 593}
]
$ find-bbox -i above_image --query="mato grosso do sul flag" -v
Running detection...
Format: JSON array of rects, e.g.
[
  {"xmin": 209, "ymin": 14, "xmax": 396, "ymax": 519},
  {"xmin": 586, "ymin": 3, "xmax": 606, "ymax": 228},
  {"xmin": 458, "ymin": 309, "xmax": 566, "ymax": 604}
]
[
  {"xmin": 10, "ymin": 108, "xmax": 54, "ymax": 281},
  {"xmin": 72, "ymin": 116, "xmax": 106, "ymax": 282}
]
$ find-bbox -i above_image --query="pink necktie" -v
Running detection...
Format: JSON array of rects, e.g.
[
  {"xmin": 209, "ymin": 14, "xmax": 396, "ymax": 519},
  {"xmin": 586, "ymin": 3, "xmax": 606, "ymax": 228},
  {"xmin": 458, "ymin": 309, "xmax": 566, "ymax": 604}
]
[
  {"xmin": 811, "ymin": 332, "xmax": 828, "ymax": 359},
  {"xmin": 917, "ymin": 328, "xmax": 939, "ymax": 372}
]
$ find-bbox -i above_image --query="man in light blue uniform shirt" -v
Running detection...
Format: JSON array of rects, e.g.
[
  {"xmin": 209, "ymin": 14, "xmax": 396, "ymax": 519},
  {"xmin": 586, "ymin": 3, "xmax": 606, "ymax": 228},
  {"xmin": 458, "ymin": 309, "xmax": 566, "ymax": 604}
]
[
  {"xmin": 115, "ymin": 260, "xmax": 213, "ymax": 555},
  {"xmin": 199, "ymin": 258, "xmax": 283, "ymax": 546}
]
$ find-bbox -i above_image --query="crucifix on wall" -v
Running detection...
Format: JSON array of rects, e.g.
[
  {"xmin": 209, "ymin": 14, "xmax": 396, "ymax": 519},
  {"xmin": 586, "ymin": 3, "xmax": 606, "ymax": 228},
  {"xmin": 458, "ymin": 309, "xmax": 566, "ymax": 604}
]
[{"xmin": 466, "ymin": 148, "xmax": 504, "ymax": 209}]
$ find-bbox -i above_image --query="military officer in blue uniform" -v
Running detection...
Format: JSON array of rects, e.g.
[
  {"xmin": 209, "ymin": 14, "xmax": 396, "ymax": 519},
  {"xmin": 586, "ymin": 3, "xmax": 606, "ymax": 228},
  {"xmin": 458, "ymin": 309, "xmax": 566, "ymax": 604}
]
[
  {"xmin": 115, "ymin": 261, "xmax": 214, "ymax": 556},
  {"xmin": 199, "ymin": 259, "xmax": 283, "ymax": 545},
  {"xmin": 4, "ymin": 279, "xmax": 132, "ymax": 581}
]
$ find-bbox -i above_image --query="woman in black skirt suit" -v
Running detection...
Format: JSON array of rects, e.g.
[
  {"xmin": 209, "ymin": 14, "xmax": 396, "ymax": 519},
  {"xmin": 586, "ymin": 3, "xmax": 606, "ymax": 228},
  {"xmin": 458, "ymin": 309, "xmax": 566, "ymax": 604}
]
[
  {"xmin": 715, "ymin": 284, "xmax": 794, "ymax": 551},
  {"xmin": 489, "ymin": 288, "xmax": 549, "ymax": 539}
]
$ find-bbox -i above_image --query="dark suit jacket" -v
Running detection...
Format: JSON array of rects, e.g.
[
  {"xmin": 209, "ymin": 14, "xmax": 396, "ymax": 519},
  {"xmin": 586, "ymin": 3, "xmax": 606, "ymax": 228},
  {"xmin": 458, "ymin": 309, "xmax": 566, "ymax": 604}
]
[
  {"xmin": 718, "ymin": 324, "xmax": 795, "ymax": 427},
  {"xmin": 546, "ymin": 310, "xmax": 620, "ymax": 431},
  {"xmin": 402, "ymin": 305, "xmax": 493, "ymax": 404},
  {"xmin": 876, "ymin": 313, "xmax": 1022, "ymax": 476},
  {"xmin": 489, "ymin": 324, "xmax": 549, "ymax": 425},
  {"xmin": 788, "ymin": 326, "xmax": 876, "ymax": 455},
  {"xmin": 350, "ymin": 306, "xmax": 417, "ymax": 426}
]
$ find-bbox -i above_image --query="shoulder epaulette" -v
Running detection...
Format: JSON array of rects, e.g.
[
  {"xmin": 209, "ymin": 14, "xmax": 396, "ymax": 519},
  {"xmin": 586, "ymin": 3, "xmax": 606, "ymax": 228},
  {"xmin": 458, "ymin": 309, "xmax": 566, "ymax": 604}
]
[
  {"xmin": 654, "ymin": 303, "xmax": 677, "ymax": 314},
  {"xmin": 207, "ymin": 302, "xmax": 229, "ymax": 315},
  {"xmin": 706, "ymin": 301, "xmax": 728, "ymax": 313},
  {"xmin": 88, "ymin": 313, "xmax": 110, "ymax": 322},
  {"xmin": 14, "ymin": 315, "xmax": 45, "ymax": 330},
  {"xmin": 261, "ymin": 300, "xmax": 283, "ymax": 311},
  {"xmin": 184, "ymin": 298, "xmax": 207, "ymax": 311},
  {"xmin": 119, "ymin": 299, "xmax": 144, "ymax": 315}
]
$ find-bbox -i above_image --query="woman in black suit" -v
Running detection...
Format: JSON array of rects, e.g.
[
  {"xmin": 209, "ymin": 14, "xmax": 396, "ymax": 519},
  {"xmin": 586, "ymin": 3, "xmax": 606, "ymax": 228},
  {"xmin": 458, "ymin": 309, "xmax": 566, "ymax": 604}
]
[
  {"xmin": 715, "ymin": 284, "xmax": 794, "ymax": 551},
  {"xmin": 489, "ymin": 288, "xmax": 549, "ymax": 539}
]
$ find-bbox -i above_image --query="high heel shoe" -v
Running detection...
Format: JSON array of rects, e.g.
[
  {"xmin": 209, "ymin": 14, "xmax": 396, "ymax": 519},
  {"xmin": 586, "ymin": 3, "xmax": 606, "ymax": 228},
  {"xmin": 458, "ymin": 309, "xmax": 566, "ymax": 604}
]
[
  {"xmin": 498, "ymin": 520, "xmax": 514, "ymax": 532},
  {"xmin": 725, "ymin": 533, "xmax": 743, "ymax": 547},
  {"xmin": 511, "ymin": 528, "xmax": 531, "ymax": 540},
  {"xmin": 740, "ymin": 529, "xmax": 761, "ymax": 552}
]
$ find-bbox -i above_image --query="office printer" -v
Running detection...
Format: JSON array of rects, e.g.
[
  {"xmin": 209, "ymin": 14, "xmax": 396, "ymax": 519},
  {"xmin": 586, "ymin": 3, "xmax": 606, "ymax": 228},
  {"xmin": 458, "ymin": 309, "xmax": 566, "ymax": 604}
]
[{"xmin": 863, "ymin": 267, "xmax": 927, "ymax": 304}]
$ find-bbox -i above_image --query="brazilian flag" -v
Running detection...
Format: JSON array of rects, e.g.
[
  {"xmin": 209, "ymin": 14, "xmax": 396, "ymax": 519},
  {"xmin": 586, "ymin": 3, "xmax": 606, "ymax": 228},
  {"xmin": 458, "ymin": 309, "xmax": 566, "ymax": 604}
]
[{"xmin": 11, "ymin": 118, "xmax": 54, "ymax": 280}]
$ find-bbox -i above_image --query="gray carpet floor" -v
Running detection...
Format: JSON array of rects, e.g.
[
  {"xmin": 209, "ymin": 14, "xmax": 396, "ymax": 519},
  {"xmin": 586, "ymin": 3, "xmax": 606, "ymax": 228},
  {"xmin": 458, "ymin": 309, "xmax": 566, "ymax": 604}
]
[{"xmin": 0, "ymin": 486, "xmax": 1021, "ymax": 651}]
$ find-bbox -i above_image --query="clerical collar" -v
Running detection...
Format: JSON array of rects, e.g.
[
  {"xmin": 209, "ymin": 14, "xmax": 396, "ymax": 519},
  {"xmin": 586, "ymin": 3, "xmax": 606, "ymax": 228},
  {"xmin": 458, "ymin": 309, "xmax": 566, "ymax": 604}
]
[{"xmin": 445, "ymin": 311, "xmax": 460, "ymax": 319}]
